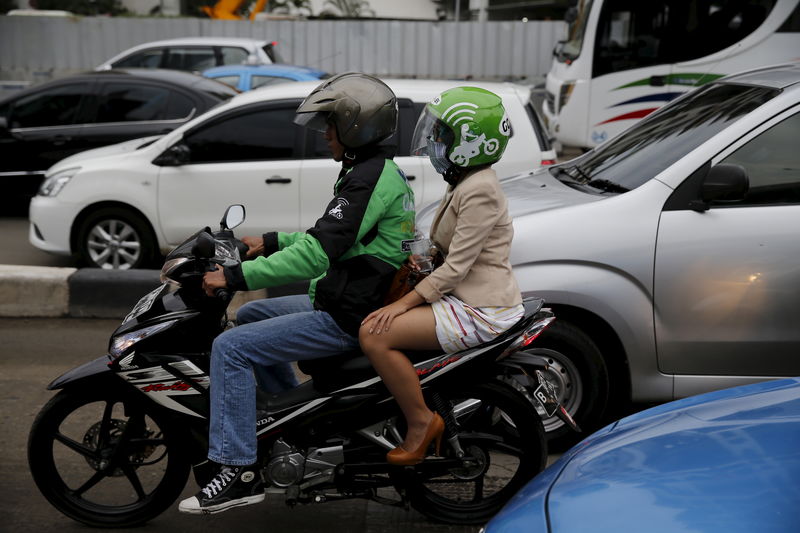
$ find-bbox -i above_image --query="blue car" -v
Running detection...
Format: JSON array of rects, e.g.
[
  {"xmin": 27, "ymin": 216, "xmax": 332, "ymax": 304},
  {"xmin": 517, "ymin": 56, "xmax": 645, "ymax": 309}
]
[
  {"xmin": 484, "ymin": 378, "xmax": 800, "ymax": 533},
  {"xmin": 202, "ymin": 64, "xmax": 328, "ymax": 91}
]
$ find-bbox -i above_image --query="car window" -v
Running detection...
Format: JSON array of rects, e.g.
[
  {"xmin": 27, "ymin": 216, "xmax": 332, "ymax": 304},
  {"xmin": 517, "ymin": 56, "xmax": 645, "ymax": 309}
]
[
  {"xmin": 164, "ymin": 91, "xmax": 196, "ymax": 120},
  {"xmin": 113, "ymin": 50, "xmax": 163, "ymax": 69},
  {"xmin": 552, "ymin": 83, "xmax": 779, "ymax": 193},
  {"xmin": 164, "ymin": 48, "xmax": 216, "ymax": 72},
  {"xmin": 716, "ymin": 111, "xmax": 800, "ymax": 207},
  {"xmin": 251, "ymin": 75, "xmax": 292, "ymax": 89},
  {"xmin": 220, "ymin": 47, "xmax": 249, "ymax": 65},
  {"xmin": 95, "ymin": 83, "xmax": 173, "ymax": 122},
  {"xmin": 308, "ymin": 98, "xmax": 420, "ymax": 158},
  {"xmin": 183, "ymin": 105, "xmax": 299, "ymax": 163},
  {"xmin": 211, "ymin": 75, "xmax": 241, "ymax": 89},
  {"xmin": 9, "ymin": 84, "xmax": 89, "ymax": 128},
  {"xmin": 262, "ymin": 42, "xmax": 283, "ymax": 63}
]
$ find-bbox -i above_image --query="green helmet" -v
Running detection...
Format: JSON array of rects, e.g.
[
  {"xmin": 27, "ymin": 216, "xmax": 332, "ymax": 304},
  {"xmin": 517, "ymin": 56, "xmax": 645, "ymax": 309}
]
[
  {"xmin": 410, "ymin": 86, "xmax": 512, "ymax": 170},
  {"xmin": 294, "ymin": 72, "xmax": 398, "ymax": 149}
]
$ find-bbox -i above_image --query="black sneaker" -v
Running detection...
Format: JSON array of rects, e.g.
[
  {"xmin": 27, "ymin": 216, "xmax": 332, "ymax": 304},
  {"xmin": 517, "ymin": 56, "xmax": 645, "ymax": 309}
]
[{"xmin": 178, "ymin": 464, "xmax": 265, "ymax": 514}]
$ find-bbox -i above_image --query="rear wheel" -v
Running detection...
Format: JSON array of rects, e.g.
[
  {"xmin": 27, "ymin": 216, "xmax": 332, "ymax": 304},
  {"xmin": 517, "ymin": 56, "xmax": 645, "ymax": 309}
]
[
  {"xmin": 28, "ymin": 387, "xmax": 191, "ymax": 527},
  {"xmin": 76, "ymin": 207, "xmax": 157, "ymax": 269},
  {"xmin": 404, "ymin": 381, "xmax": 546, "ymax": 525}
]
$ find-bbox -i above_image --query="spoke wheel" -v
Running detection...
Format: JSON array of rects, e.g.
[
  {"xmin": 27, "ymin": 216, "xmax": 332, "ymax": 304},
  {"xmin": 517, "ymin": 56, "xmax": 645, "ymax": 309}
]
[
  {"xmin": 404, "ymin": 381, "xmax": 546, "ymax": 525},
  {"xmin": 28, "ymin": 387, "xmax": 190, "ymax": 527}
]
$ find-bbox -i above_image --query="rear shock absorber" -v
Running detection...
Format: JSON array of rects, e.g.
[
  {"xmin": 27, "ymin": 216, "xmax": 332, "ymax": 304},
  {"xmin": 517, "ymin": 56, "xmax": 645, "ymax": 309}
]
[{"xmin": 429, "ymin": 391, "xmax": 465, "ymax": 458}]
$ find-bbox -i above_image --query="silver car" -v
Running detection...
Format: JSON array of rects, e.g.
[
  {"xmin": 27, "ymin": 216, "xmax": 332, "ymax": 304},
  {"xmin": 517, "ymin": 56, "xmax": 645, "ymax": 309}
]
[{"xmin": 419, "ymin": 61, "xmax": 800, "ymax": 447}]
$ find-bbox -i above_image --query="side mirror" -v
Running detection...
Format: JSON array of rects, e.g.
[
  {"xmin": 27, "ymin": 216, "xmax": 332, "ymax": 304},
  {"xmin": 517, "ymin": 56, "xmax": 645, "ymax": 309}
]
[
  {"xmin": 0, "ymin": 117, "xmax": 13, "ymax": 139},
  {"xmin": 221, "ymin": 204, "xmax": 246, "ymax": 231},
  {"xmin": 690, "ymin": 163, "xmax": 749, "ymax": 212},
  {"xmin": 564, "ymin": 6, "xmax": 578, "ymax": 24},
  {"xmin": 152, "ymin": 142, "xmax": 191, "ymax": 167}
]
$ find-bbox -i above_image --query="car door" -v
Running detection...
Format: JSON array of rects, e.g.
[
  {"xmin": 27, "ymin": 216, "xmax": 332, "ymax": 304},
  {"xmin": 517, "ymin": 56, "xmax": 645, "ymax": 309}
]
[
  {"xmin": 655, "ymin": 107, "xmax": 800, "ymax": 378},
  {"xmin": 157, "ymin": 101, "xmax": 304, "ymax": 244},
  {"xmin": 80, "ymin": 80, "xmax": 199, "ymax": 149},
  {"xmin": 297, "ymin": 99, "xmax": 430, "ymax": 230},
  {"xmin": 0, "ymin": 80, "xmax": 95, "ymax": 208}
]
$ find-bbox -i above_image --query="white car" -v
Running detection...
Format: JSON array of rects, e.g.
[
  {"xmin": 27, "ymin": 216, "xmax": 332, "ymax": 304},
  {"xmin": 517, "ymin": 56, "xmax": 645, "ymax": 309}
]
[
  {"xmin": 95, "ymin": 37, "xmax": 284, "ymax": 73},
  {"xmin": 418, "ymin": 61, "xmax": 800, "ymax": 446},
  {"xmin": 29, "ymin": 78, "xmax": 556, "ymax": 269}
]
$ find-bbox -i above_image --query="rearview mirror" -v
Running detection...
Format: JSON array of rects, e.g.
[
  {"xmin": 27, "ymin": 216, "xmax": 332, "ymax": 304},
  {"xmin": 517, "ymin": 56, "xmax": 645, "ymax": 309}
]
[
  {"xmin": 221, "ymin": 205, "xmax": 245, "ymax": 230},
  {"xmin": 152, "ymin": 142, "xmax": 191, "ymax": 166}
]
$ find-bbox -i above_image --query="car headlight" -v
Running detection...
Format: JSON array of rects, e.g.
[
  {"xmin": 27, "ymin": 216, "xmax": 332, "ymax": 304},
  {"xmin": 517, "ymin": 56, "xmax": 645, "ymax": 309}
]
[
  {"xmin": 109, "ymin": 320, "xmax": 177, "ymax": 358},
  {"xmin": 38, "ymin": 167, "xmax": 80, "ymax": 197}
]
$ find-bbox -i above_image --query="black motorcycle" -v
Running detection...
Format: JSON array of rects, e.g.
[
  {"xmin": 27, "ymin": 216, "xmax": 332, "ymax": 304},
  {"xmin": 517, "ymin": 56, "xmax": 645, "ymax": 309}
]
[{"xmin": 28, "ymin": 205, "xmax": 577, "ymax": 527}]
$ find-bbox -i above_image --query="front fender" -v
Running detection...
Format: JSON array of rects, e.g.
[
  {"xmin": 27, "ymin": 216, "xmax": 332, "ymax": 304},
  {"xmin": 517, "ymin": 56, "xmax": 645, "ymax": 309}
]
[{"xmin": 47, "ymin": 355, "xmax": 113, "ymax": 390}]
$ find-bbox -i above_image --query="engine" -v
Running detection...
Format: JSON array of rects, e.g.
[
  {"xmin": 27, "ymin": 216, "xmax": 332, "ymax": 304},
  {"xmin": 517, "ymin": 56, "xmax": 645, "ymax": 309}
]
[{"xmin": 265, "ymin": 438, "xmax": 344, "ymax": 488}]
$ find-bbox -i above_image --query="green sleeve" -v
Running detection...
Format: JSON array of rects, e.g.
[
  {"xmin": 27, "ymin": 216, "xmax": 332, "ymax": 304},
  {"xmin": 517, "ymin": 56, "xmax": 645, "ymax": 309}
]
[{"xmin": 241, "ymin": 233, "xmax": 330, "ymax": 290}]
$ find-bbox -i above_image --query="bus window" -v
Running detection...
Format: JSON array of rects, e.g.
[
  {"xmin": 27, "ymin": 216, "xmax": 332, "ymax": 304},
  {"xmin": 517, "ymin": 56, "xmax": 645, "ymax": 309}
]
[{"xmin": 593, "ymin": 0, "xmax": 778, "ymax": 78}]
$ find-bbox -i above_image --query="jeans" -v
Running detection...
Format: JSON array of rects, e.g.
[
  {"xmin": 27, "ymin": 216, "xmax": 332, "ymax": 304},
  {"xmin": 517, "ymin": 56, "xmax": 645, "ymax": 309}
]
[{"xmin": 208, "ymin": 294, "xmax": 359, "ymax": 466}]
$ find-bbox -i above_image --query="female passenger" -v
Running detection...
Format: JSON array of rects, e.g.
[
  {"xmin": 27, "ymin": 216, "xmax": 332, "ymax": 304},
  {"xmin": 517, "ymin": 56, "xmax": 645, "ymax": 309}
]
[{"xmin": 359, "ymin": 87, "xmax": 523, "ymax": 465}]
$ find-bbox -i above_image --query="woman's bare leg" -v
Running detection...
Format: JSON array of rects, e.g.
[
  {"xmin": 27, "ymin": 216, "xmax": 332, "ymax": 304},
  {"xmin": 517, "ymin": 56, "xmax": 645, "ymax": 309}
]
[{"xmin": 359, "ymin": 305, "xmax": 441, "ymax": 452}]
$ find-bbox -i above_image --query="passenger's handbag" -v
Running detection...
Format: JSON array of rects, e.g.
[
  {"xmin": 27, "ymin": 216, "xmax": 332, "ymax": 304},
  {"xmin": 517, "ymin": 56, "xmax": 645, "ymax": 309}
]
[{"xmin": 383, "ymin": 251, "xmax": 443, "ymax": 305}]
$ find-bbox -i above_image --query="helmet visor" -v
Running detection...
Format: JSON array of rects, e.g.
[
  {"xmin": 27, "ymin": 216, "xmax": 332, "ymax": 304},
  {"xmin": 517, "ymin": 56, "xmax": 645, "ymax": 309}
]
[
  {"xmin": 410, "ymin": 107, "xmax": 455, "ymax": 157},
  {"xmin": 293, "ymin": 110, "xmax": 330, "ymax": 133}
]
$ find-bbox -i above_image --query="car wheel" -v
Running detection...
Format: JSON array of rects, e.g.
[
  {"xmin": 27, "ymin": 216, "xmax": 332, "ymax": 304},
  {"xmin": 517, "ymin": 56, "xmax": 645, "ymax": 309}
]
[
  {"xmin": 511, "ymin": 320, "xmax": 609, "ymax": 450},
  {"xmin": 76, "ymin": 207, "xmax": 156, "ymax": 270}
]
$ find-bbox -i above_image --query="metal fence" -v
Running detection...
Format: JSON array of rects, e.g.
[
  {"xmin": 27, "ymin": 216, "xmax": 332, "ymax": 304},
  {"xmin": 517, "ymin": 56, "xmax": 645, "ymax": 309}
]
[{"xmin": 0, "ymin": 16, "xmax": 565, "ymax": 87}]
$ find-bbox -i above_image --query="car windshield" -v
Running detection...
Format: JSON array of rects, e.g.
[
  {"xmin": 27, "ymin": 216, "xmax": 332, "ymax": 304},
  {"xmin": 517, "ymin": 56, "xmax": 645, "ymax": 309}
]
[{"xmin": 550, "ymin": 83, "xmax": 779, "ymax": 193}]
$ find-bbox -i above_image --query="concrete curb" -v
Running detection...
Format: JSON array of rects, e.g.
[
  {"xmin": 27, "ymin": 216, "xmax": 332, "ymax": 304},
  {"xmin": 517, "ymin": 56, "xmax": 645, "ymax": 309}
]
[{"xmin": 0, "ymin": 265, "xmax": 161, "ymax": 318}]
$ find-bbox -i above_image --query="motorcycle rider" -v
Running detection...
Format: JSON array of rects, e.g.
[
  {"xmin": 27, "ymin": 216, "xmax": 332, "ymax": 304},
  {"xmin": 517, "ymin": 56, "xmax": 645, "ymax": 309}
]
[
  {"xmin": 178, "ymin": 73, "xmax": 416, "ymax": 514},
  {"xmin": 360, "ymin": 87, "xmax": 524, "ymax": 465}
]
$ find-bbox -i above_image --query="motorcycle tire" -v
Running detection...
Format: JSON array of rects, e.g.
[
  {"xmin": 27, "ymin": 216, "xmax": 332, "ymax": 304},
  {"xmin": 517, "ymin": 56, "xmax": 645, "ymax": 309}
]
[
  {"xmin": 28, "ymin": 386, "xmax": 191, "ymax": 527},
  {"xmin": 404, "ymin": 380, "xmax": 546, "ymax": 525}
]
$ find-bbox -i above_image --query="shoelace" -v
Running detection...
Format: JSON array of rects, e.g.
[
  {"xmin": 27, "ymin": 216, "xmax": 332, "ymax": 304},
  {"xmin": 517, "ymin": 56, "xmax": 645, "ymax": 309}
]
[{"xmin": 200, "ymin": 467, "xmax": 238, "ymax": 498}]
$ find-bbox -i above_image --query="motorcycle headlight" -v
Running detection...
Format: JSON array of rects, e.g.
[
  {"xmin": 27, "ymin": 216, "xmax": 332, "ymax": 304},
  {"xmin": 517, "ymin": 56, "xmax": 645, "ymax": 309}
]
[
  {"xmin": 109, "ymin": 320, "xmax": 178, "ymax": 358},
  {"xmin": 38, "ymin": 167, "xmax": 80, "ymax": 197},
  {"xmin": 160, "ymin": 257, "xmax": 191, "ymax": 283}
]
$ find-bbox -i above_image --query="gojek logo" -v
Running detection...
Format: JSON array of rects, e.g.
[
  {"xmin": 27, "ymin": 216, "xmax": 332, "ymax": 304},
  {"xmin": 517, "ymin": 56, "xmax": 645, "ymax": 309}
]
[
  {"xmin": 327, "ymin": 197, "xmax": 349, "ymax": 219},
  {"xmin": 441, "ymin": 101, "xmax": 478, "ymax": 127}
]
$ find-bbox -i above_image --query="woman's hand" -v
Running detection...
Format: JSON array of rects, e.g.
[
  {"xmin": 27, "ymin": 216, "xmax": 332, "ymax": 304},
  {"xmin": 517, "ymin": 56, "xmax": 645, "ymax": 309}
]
[
  {"xmin": 241, "ymin": 236, "xmax": 265, "ymax": 258},
  {"xmin": 202, "ymin": 265, "xmax": 228, "ymax": 297},
  {"xmin": 362, "ymin": 300, "xmax": 410, "ymax": 334}
]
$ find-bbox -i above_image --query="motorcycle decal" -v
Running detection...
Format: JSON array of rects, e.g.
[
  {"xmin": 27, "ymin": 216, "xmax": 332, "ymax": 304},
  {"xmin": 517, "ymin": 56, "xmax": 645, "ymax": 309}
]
[
  {"xmin": 141, "ymin": 381, "xmax": 193, "ymax": 393},
  {"xmin": 416, "ymin": 355, "xmax": 462, "ymax": 377}
]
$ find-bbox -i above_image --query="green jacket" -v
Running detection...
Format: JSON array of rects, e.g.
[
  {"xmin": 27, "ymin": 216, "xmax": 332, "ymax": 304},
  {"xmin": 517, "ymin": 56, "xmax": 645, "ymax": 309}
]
[{"xmin": 225, "ymin": 145, "xmax": 415, "ymax": 335}]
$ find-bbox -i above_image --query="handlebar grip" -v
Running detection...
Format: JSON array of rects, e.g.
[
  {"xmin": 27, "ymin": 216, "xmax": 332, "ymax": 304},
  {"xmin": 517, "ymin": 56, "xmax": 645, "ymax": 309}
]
[{"xmin": 214, "ymin": 288, "xmax": 231, "ymax": 301}]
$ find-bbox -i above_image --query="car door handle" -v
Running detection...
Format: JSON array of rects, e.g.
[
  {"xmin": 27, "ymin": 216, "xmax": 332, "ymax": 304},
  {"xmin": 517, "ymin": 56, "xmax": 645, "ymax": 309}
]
[
  {"xmin": 406, "ymin": 174, "xmax": 416, "ymax": 181},
  {"xmin": 266, "ymin": 176, "xmax": 292, "ymax": 184},
  {"xmin": 650, "ymin": 75, "xmax": 667, "ymax": 87},
  {"xmin": 52, "ymin": 135, "xmax": 72, "ymax": 146}
]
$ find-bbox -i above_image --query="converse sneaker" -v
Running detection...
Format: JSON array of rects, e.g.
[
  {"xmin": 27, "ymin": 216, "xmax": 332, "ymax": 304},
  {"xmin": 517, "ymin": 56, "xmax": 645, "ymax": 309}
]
[{"xmin": 178, "ymin": 464, "xmax": 265, "ymax": 514}]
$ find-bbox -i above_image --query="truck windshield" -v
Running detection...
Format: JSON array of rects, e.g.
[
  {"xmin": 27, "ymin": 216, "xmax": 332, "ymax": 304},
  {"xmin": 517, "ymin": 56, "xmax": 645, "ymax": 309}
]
[
  {"xmin": 551, "ymin": 83, "xmax": 778, "ymax": 192},
  {"xmin": 557, "ymin": 0, "xmax": 594, "ymax": 62}
]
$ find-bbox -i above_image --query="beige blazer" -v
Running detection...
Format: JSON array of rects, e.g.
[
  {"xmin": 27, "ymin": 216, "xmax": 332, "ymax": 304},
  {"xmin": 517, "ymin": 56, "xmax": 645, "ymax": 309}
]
[{"xmin": 414, "ymin": 167, "xmax": 522, "ymax": 307}]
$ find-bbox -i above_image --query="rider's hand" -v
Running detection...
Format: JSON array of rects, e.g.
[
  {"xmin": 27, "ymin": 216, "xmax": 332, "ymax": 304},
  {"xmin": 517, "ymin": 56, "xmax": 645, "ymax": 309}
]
[
  {"xmin": 202, "ymin": 265, "xmax": 228, "ymax": 297},
  {"xmin": 362, "ymin": 300, "xmax": 410, "ymax": 334},
  {"xmin": 241, "ymin": 236, "xmax": 265, "ymax": 259}
]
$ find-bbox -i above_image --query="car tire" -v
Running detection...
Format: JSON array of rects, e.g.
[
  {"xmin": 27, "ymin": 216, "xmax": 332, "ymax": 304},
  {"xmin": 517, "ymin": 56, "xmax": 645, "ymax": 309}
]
[
  {"xmin": 516, "ymin": 320, "xmax": 609, "ymax": 451},
  {"xmin": 76, "ymin": 207, "xmax": 157, "ymax": 270}
]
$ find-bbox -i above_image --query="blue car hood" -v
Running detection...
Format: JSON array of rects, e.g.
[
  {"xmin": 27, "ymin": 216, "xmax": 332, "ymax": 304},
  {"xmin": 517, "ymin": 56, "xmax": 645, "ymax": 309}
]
[{"xmin": 490, "ymin": 378, "xmax": 800, "ymax": 533}]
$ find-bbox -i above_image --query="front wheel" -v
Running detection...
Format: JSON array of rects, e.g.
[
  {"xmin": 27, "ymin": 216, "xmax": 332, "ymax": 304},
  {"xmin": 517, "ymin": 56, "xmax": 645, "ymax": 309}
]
[
  {"xmin": 28, "ymin": 386, "xmax": 191, "ymax": 527},
  {"xmin": 510, "ymin": 320, "xmax": 609, "ymax": 450},
  {"xmin": 405, "ymin": 380, "xmax": 546, "ymax": 525},
  {"xmin": 75, "ymin": 207, "xmax": 157, "ymax": 270}
]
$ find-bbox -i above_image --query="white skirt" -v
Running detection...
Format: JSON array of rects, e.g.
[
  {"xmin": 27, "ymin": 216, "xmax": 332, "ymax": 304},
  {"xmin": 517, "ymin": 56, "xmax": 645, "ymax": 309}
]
[{"xmin": 431, "ymin": 294, "xmax": 525, "ymax": 354}]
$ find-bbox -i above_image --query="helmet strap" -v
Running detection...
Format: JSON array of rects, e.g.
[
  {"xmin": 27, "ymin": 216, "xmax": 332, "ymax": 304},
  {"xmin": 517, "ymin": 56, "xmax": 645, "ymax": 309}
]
[{"xmin": 442, "ymin": 165, "xmax": 462, "ymax": 186}]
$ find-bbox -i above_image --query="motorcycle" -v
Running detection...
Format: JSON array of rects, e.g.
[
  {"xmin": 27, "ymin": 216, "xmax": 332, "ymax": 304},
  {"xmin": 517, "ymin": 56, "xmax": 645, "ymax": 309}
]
[{"xmin": 28, "ymin": 205, "xmax": 577, "ymax": 527}]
